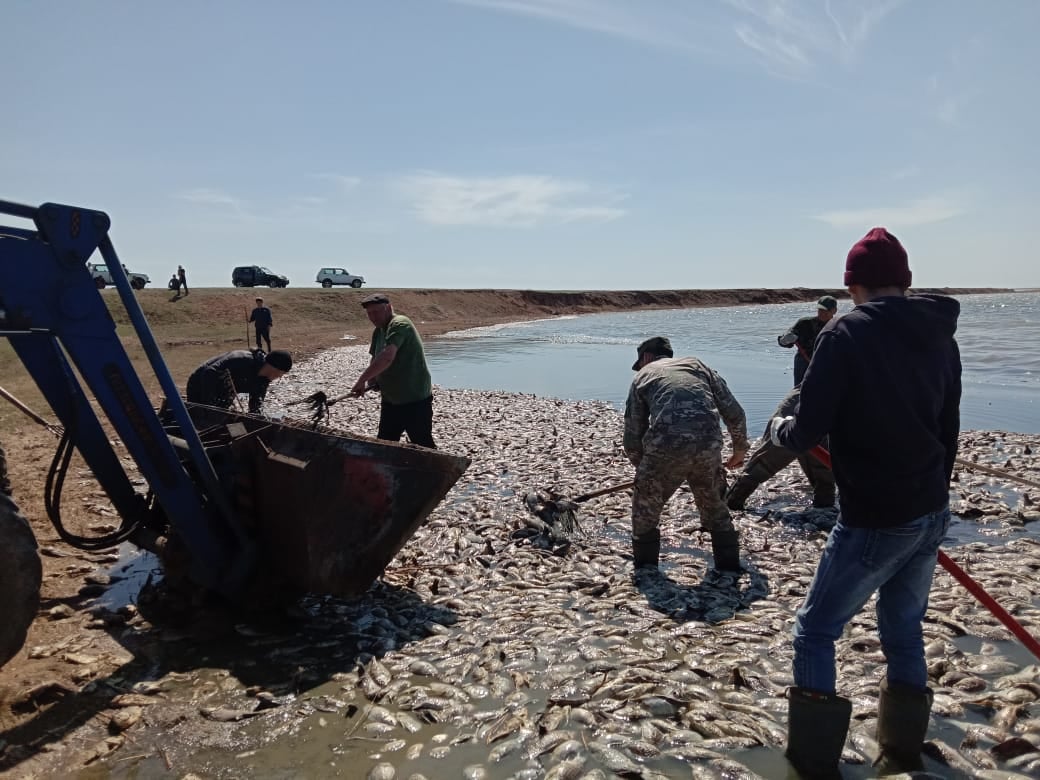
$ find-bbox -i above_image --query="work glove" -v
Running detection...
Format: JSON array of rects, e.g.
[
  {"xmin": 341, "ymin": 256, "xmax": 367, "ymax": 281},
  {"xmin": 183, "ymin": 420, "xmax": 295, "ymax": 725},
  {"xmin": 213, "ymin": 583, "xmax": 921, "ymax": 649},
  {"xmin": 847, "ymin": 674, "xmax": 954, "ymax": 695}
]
[
  {"xmin": 769, "ymin": 416, "xmax": 794, "ymax": 447},
  {"xmin": 777, "ymin": 333, "xmax": 798, "ymax": 347}
]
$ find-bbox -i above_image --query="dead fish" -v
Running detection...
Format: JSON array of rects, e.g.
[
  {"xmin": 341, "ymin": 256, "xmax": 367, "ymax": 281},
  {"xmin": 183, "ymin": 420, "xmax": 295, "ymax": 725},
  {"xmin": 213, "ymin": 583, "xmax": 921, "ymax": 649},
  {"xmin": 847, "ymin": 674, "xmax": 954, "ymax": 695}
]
[{"xmin": 200, "ymin": 706, "xmax": 265, "ymax": 722}]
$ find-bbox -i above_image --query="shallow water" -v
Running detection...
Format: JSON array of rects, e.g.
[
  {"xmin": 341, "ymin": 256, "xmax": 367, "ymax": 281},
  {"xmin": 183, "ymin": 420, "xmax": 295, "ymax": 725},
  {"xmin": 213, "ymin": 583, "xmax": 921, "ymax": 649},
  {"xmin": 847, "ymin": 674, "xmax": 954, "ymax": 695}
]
[{"xmin": 426, "ymin": 292, "xmax": 1040, "ymax": 433}]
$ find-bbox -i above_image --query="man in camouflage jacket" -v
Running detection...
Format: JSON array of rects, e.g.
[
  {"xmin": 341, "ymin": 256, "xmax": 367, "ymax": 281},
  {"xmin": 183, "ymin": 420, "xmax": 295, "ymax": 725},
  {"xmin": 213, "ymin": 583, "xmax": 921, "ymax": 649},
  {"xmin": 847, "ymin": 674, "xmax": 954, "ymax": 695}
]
[{"xmin": 624, "ymin": 336, "xmax": 749, "ymax": 572}]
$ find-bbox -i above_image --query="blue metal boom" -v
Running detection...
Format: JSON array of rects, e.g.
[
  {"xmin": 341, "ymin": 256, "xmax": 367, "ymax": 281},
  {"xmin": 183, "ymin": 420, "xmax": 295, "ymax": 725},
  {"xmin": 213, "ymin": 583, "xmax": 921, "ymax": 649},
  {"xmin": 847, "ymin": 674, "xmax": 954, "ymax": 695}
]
[{"xmin": 0, "ymin": 200, "xmax": 253, "ymax": 594}]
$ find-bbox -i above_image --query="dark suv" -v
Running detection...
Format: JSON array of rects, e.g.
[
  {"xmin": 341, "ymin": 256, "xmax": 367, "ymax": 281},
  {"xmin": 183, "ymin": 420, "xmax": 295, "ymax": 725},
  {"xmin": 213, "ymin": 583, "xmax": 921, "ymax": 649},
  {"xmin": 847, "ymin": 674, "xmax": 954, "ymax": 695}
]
[{"xmin": 232, "ymin": 266, "xmax": 290, "ymax": 288}]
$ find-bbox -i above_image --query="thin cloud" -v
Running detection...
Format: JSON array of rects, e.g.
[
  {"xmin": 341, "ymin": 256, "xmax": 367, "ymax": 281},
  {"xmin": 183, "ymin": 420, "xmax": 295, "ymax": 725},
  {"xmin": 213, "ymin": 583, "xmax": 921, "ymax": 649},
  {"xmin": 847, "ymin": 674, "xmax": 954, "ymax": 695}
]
[
  {"xmin": 813, "ymin": 195, "xmax": 965, "ymax": 228},
  {"xmin": 448, "ymin": 0, "xmax": 711, "ymax": 54},
  {"xmin": 176, "ymin": 188, "xmax": 245, "ymax": 210},
  {"xmin": 396, "ymin": 171, "xmax": 626, "ymax": 227},
  {"xmin": 451, "ymin": 0, "xmax": 905, "ymax": 75},
  {"xmin": 725, "ymin": 0, "xmax": 905, "ymax": 72},
  {"xmin": 311, "ymin": 173, "xmax": 363, "ymax": 192}
]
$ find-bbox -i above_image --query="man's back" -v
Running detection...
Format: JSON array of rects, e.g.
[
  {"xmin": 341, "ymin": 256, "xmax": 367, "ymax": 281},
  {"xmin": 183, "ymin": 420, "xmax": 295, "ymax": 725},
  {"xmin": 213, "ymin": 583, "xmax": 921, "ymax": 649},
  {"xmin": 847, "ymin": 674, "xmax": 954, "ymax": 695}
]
[
  {"xmin": 370, "ymin": 314, "xmax": 432, "ymax": 404},
  {"xmin": 624, "ymin": 356, "xmax": 745, "ymax": 453},
  {"xmin": 787, "ymin": 294, "xmax": 961, "ymax": 525}
]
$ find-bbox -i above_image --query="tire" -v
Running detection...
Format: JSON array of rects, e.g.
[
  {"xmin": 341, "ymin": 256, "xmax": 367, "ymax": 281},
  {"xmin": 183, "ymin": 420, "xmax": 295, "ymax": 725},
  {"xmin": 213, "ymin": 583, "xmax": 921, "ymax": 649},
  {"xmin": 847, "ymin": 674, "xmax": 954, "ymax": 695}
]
[
  {"xmin": 322, "ymin": 279, "xmax": 333, "ymax": 288},
  {"xmin": 95, "ymin": 277, "xmax": 107, "ymax": 289},
  {"xmin": 351, "ymin": 279, "xmax": 363, "ymax": 288},
  {"xmin": 131, "ymin": 278, "xmax": 145, "ymax": 290},
  {"xmin": 234, "ymin": 281, "xmax": 245, "ymax": 288},
  {"xmin": 0, "ymin": 493, "xmax": 42, "ymax": 668}
]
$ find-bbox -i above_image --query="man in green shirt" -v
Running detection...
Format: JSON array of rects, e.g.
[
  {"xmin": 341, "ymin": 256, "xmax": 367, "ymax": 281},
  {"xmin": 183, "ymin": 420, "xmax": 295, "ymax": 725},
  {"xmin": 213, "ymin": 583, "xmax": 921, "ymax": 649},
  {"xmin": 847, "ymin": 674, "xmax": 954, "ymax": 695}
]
[{"xmin": 351, "ymin": 293, "xmax": 436, "ymax": 448}]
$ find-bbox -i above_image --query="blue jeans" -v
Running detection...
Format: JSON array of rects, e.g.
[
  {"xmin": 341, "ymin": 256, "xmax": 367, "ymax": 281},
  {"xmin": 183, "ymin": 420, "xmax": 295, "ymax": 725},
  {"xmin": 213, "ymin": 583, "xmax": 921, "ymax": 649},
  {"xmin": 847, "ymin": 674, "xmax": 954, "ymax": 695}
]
[{"xmin": 792, "ymin": 506, "xmax": 951, "ymax": 693}]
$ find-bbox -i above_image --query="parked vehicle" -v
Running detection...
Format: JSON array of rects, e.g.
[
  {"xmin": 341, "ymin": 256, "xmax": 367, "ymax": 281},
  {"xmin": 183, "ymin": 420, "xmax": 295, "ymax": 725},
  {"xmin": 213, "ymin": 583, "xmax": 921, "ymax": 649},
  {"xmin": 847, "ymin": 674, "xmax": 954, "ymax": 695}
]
[
  {"xmin": 315, "ymin": 267, "xmax": 365, "ymax": 288},
  {"xmin": 87, "ymin": 262, "xmax": 150, "ymax": 290},
  {"xmin": 232, "ymin": 265, "xmax": 289, "ymax": 288}
]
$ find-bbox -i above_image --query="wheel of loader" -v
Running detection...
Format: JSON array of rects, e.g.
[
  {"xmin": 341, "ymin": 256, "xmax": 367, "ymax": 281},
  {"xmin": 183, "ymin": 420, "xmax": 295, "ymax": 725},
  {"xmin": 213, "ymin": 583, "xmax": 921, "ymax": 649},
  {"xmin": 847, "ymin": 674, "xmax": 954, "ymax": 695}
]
[{"xmin": 0, "ymin": 493, "xmax": 42, "ymax": 668}]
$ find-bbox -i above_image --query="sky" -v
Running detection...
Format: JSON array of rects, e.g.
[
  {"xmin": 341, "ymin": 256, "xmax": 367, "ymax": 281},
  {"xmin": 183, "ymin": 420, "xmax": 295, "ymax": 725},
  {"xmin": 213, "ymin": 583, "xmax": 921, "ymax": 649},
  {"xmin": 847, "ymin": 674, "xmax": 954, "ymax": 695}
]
[{"xmin": 2, "ymin": 1, "xmax": 1037, "ymax": 290}]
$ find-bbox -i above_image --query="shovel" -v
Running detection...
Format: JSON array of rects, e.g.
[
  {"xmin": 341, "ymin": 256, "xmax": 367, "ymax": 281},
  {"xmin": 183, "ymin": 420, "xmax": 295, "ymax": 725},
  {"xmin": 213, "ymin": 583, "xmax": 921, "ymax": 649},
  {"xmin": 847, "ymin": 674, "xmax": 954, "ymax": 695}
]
[{"xmin": 523, "ymin": 480, "xmax": 635, "ymax": 538}]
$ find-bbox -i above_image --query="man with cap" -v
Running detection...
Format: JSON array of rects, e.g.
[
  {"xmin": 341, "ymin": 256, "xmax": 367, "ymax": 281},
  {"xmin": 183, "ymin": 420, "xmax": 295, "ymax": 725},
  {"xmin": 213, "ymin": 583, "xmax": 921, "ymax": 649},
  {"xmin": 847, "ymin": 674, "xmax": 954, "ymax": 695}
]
[
  {"xmin": 624, "ymin": 336, "xmax": 749, "ymax": 574},
  {"xmin": 778, "ymin": 295, "xmax": 839, "ymax": 386},
  {"xmin": 249, "ymin": 296, "xmax": 273, "ymax": 352},
  {"xmin": 351, "ymin": 293, "xmax": 436, "ymax": 448},
  {"xmin": 770, "ymin": 228, "xmax": 961, "ymax": 777},
  {"xmin": 186, "ymin": 349, "xmax": 293, "ymax": 414}
]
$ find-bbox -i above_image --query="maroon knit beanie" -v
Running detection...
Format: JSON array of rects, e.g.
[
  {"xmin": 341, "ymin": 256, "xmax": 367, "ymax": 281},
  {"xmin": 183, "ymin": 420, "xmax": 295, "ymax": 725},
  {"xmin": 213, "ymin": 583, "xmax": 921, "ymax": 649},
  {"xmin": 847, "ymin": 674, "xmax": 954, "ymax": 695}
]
[{"xmin": 843, "ymin": 227, "xmax": 912, "ymax": 289}]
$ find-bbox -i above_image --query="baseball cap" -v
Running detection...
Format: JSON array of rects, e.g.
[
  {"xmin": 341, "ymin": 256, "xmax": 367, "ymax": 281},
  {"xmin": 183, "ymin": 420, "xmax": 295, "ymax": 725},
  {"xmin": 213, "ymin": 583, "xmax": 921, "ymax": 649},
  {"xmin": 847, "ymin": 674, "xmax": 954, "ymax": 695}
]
[
  {"xmin": 361, "ymin": 293, "xmax": 390, "ymax": 307},
  {"xmin": 817, "ymin": 295, "xmax": 838, "ymax": 311},
  {"xmin": 632, "ymin": 336, "xmax": 673, "ymax": 370}
]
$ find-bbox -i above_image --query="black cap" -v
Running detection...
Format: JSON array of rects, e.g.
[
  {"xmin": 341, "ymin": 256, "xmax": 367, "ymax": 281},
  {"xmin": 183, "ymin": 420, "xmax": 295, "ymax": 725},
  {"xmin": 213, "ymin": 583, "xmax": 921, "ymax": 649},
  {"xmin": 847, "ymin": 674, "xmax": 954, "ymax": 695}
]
[
  {"xmin": 265, "ymin": 350, "xmax": 293, "ymax": 372},
  {"xmin": 361, "ymin": 293, "xmax": 390, "ymax": 307},
  {"xmin": 632, "ymin": 336, "xmax": 673, "ymax": 370},
  {"xmin": 817, "ymin": 295, "xmax": 838, "ymax": 311}
]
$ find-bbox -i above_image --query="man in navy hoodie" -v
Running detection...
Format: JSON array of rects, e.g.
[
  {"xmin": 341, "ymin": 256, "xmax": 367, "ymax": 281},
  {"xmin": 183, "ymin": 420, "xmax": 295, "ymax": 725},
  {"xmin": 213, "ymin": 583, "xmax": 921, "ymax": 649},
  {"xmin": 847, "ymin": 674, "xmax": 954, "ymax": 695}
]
[{"xmin": 771, "ymin": 228, "xmax": 961, "ymax": 778}]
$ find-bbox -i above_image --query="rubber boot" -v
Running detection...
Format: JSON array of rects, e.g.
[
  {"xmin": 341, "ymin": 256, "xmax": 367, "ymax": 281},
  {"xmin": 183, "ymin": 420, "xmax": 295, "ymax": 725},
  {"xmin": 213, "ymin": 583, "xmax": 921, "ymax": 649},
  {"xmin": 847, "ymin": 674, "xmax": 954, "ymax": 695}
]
[
  {"xmin": 785, "ymin": 687, "xmax": 851, "ymax": 780},
  {"xmin": 725, "ymin": 475, "xmax": 758, "ymax": 511},
  {"xmin": 631, "ymin": 528, "xmax": 660, "ymax": 570},
  {"xmin": 874, "ymin": 679, "xmax": 933, "ymax": 775},
  {"xmin": 709, "ymin": 529, "xmax": 741, "ymax": 572}
]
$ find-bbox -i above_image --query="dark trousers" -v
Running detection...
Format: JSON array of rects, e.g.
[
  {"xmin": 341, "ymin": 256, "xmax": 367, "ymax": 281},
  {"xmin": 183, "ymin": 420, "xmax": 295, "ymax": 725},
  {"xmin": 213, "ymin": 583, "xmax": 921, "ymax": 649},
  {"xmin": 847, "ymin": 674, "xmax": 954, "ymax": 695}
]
[
  {"xmin": 378, "ymin": 396, "xmax": 435, "ymax": 448},
  {"xmin": 186, "ymin": 370, "xmax": 233, "ymax": 409},
  {"xmin": 255, "ymin": 326, "xmax": 271, "ymax": 351}
]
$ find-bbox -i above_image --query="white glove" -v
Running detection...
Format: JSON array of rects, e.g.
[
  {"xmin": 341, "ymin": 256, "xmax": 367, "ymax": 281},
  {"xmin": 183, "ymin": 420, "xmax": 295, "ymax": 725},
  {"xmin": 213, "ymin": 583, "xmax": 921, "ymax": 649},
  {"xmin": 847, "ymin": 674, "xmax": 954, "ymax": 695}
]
[
  {"xmin": 778, "ymin": 333, "xmax": 798, "ymax": 347},
  {"xmin": 769, "ymin": 415, "xmax": 793, "ymax": 446}
]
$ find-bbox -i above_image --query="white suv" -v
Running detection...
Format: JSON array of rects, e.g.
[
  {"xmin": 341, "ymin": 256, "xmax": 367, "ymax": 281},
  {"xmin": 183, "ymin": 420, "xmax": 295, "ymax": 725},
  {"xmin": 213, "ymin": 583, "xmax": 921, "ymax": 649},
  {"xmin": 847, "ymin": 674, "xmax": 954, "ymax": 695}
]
[
  {"xmin": 316, "ymin": 267, "xmax": 365, "ymax": 288},
  {"xmin": 87, "ymin": 262, "xmax": 151, "ymax": 290}
]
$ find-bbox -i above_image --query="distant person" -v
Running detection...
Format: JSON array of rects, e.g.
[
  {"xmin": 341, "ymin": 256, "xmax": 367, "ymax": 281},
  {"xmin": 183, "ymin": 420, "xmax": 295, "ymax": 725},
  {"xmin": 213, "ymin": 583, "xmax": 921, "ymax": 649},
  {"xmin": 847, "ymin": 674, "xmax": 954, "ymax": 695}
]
[
  {"xmin": 350, "ymin": 293, "xmax": 436, "ymax": 448},
  {"xmin": 623, "ymin": 336, "xmax": 749, "ymax": 573},
  {"xmin": 771, "ymin": 228, "xmax": 961, "ymax": 777},
  {"xmin": 177, "ymin": 265, "xmax": 188, "ymax": 295},
  {"xmin": 725, "ymin": 385, "xmax": 835, "ymax": 510},
  {"xmin": 249, "ymin": 296, "xmax": 273, "ymax": 352},
  {"xmin": 186, "ymin": 349, "xmax": 292, "ymax": 414},
  {"xmin": 778, "ymin": 295, "xmax": 838, "ymax": 385}
]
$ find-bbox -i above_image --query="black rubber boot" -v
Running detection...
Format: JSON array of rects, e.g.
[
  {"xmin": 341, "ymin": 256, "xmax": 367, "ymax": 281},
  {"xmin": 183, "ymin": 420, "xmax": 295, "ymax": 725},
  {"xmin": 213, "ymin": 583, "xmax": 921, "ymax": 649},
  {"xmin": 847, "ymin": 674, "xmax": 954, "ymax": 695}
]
[
  {"xmin": 785, "ymin": 687, "xmax": 851, "ymax": 780},
  {"xmin": 874, "ymin": 679, "xmax": 933, "ymax": 775},
  {"xmin": 725, "ymin": 476, "xmax": 758, "ymax": 511},
  {"xmin": 631, "ymin": 528, "xmax": 660, "ymax": 570},
  {"xmin": 709, "ymin": 529, "xmax": 741, "ymax": 572}
]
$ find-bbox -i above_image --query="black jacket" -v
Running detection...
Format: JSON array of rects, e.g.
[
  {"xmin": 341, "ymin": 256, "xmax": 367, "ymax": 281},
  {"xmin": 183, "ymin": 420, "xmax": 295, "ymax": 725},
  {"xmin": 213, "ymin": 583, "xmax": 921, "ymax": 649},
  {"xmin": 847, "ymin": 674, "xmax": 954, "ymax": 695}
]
[
  {"xmin": 775, "ymin": 294, "xmax": 961, "ymax": 527},
  {"xmin": 187, "ymin": 350, "xmax": 271, "ymax": 413}
]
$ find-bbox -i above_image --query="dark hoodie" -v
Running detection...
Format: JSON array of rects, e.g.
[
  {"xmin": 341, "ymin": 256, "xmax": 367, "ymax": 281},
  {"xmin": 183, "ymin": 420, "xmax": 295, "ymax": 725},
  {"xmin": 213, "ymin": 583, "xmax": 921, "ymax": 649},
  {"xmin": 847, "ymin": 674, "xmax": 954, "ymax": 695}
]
[{"xmin": 774, "ymin": 294, "xmax": 961, "ymax": 528}]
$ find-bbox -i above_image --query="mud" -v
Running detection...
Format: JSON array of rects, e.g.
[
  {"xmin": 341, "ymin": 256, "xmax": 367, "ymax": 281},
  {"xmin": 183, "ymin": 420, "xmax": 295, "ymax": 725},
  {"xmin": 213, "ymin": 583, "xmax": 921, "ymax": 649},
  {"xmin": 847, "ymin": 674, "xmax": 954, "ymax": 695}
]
[{"xmin": 1, "ymin": 344, "xmax": 1039, "ymax": 778}]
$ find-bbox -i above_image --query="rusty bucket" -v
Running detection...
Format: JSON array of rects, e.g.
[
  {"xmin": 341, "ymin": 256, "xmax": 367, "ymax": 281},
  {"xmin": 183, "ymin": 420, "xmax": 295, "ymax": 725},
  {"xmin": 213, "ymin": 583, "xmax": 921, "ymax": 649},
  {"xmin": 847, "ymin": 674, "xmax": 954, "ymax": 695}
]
[{"xmin": 184, "ymin": 406, "xmax": 470, "ymax": 598}]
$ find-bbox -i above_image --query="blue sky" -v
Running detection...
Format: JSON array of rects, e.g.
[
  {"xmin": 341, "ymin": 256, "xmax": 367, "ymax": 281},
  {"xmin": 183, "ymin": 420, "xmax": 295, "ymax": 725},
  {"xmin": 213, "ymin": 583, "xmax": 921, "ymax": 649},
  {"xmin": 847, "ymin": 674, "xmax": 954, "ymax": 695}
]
[{"xmin": 2, "ymin": 1, "xmax": 1036, "ymax": 290}]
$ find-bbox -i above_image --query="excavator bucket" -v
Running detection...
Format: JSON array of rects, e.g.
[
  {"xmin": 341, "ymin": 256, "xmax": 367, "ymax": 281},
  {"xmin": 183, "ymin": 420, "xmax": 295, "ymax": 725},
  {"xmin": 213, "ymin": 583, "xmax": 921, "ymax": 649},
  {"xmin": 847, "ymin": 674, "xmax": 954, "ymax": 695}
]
[{"xmin": 183, "ymin": 406, "xmax": 470, "ymax": 598}]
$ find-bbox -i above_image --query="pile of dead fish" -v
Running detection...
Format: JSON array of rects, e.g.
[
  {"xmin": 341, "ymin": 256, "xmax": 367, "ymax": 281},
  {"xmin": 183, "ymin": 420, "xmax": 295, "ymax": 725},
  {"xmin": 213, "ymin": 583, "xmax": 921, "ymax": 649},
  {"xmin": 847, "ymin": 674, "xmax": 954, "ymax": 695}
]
[{"xmin": 18, "ymin": 344, "xmax": 1040, "ymax": 779}]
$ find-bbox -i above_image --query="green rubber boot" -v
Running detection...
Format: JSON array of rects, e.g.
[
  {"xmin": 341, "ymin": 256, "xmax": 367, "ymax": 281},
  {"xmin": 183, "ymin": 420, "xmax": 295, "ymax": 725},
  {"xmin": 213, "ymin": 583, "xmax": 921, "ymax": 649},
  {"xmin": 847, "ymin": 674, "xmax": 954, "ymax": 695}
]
[
  {"xmin": 785, "ymin": 687, "xmax": 851, "ymax": 779},
  {"xmin": 874, "ymin": 679, "xmax": 933, "ymax": 775}
]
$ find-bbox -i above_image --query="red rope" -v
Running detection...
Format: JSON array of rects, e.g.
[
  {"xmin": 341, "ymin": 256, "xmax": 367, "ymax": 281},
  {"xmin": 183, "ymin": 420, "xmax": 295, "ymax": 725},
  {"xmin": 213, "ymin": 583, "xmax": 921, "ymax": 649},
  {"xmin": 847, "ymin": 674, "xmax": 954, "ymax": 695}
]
[{"xmin": 808, "ymin": 444, "xmax": 1040, "ymax": 662}]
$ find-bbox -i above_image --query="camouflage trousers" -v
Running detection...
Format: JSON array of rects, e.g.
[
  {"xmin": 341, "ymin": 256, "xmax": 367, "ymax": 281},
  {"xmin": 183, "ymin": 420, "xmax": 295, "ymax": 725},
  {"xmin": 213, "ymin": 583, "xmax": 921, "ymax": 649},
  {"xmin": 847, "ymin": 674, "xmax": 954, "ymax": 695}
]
[
  {"xmin": 632, "ymin": 444, "xmax": 733, "ymax": 536},
  {"xmin": 0, "ymin": 441, "xmax": 11, "ymax": 496}
]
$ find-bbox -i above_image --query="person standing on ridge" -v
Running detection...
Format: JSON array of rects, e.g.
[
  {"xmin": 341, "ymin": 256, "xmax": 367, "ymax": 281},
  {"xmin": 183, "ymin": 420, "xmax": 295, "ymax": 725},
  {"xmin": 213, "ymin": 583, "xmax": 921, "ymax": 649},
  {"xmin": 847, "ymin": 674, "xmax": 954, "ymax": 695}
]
[
  {"xmin": 350, "ymin": 293, "xmax": 436, "ymax": 448},
  {"xmin": 249, "ymin": 296, "xmax": 273, "ymax": 352},
  {"xmin": 771, "ymin": 228, "xmax": 961, "ymax": 778},
  {"xmin": 177, "ymin": 265, "xmax": 189, "ymax": 295},
  {"xmin": 778, "ymin": 295, "xmax": 838, "ymax": 385},
  {"xmin": 623, "ymin": 336, "xmax": 749, "ymax": 574}
]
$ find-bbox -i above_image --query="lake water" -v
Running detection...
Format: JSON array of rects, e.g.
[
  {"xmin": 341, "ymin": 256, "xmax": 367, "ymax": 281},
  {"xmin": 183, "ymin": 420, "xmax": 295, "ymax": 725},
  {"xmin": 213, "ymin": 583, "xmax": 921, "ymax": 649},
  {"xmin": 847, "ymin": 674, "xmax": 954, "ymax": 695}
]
[{"xmin": 426, "ymin": 292, "xmax": 1040, "ymax": 434}]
